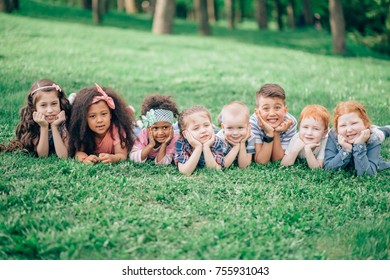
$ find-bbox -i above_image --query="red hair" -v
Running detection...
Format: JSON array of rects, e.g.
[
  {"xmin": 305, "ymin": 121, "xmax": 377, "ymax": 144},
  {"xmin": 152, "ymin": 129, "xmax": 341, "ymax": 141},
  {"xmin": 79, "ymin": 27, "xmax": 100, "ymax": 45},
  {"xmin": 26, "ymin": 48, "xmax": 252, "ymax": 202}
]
[
  {"xmin": 299, "ymin": 104, "xmax": 330, "ymax": 128},
  {"xmin": 333, "ymin": 101, "xmax": 371, "ymax": 131}
]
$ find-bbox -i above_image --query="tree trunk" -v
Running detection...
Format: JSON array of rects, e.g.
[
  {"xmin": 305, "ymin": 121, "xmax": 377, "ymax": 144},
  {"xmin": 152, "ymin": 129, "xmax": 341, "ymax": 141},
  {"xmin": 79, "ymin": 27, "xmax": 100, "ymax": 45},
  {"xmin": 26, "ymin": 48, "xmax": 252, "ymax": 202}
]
[
  {"xmin": 329, "ymin": 0, "xmax": 346, "ymax": 54},
  {"xmin": 236, "ymin": 0, "xmax": 244, "ymax": 23},
  {"xmin": 207, "ymin": 0, "xmax": 216, "ymax": 23},
  {"xmin": 0, "ymin": 0, "xmax": 11, "ymax": 12},
  {"xmin": 302, "ymin": 0, "xmax": 312, "ymax": 25},
  {"xmin": 92, "ymin": 0, "xmax": 102, "ymax": 24},
  {"xmin": 194, "ymin": 0, "xmax": 211, "ymax": 35},
  {"xmin": 287, "ymin": 0, "xmax": 295, "ymax": 29},
  {"xmin": 255, "ymin": 0, "xmax": 267, "ymax": 29},
  {"xmin": 274, "ymin": 0, "xmax": 283, "ymax": 30},
  {"xmin": 118, "ymin": 0, "xmax": 124, "ymax": 11},
  {"xmin": 225, "ymin": 0, "xmax": 235, "ymax": 29},
  {"xmin": 152, "ymin": 0, "xmax": 175, "ymax": 34},
  {"xmin": 125, "ymin": 0, "xmax": 138, "ymax": 13},
  {"xmin": 81, "ymin": 0, "xmax": 92, "ymax": 9}
]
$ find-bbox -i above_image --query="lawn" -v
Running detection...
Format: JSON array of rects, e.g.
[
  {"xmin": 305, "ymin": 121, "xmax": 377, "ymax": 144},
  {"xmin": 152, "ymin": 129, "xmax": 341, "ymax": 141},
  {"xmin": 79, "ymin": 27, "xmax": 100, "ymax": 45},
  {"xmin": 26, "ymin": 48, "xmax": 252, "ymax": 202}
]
[{"xmin": 0, "ymin": 1, "xmax": 389, "ymax": 260}]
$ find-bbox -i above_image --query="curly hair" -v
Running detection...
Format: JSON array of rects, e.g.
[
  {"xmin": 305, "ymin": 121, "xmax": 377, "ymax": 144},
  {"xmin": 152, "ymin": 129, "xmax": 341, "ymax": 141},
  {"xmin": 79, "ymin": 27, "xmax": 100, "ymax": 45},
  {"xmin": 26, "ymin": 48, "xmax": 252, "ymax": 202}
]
[
  {"xmin": 140, "ymin": 94, "xmax": 179, "ymax": 118},
  {"xmin": 9, "ymin": 79, "xmax": 71, "ymax": 154},
  {"xmin": 68, "ymin": 85, "xmax": 135, "ymax": 157}
]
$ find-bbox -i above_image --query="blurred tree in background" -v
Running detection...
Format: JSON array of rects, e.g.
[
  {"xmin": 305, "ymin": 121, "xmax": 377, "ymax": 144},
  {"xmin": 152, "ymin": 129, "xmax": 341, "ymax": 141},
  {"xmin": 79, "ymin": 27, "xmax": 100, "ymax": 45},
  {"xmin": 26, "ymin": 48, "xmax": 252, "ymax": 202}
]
[{"xmin": 1, "ymin": 0, "xmax": 389, "ymax": 55}]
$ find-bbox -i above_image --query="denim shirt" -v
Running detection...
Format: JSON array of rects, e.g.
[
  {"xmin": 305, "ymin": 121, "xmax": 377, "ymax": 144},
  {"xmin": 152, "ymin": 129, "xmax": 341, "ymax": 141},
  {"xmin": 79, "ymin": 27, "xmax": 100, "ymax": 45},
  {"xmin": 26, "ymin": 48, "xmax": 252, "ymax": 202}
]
[{"xmin": 324, "ymin": 129, "xmax": 390, "ymax": 176}]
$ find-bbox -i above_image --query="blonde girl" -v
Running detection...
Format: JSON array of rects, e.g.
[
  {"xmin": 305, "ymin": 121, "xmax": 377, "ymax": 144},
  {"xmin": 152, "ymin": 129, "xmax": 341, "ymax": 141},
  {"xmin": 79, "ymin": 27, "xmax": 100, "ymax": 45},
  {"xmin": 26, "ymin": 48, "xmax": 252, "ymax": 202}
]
[
  {"xmin": 68, "ymin": 84, "xmax": 134, "ymax": 164},
  {"xmin": 324, "ymin": 100, "xmax": 389, "ymax": 176}
]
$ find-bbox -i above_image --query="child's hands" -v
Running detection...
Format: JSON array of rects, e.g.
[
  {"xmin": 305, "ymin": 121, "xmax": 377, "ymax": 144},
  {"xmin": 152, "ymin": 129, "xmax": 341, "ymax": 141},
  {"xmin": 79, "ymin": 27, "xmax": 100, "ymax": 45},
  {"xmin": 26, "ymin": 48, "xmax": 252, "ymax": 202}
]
[
  {"xmin": 203, "ymin": 132, "xmax": 216, "ymax": 148},
  {"xmin": 275, "ymin": 119, "xmax": 294, "ymax": 133},
  {"xmin": 255, "ymin": 109, "xmax": 274, "ymax": 136},
  {"xmin": 354, "ymin": 129, "xmax": 370, "ymax": 144},
  {"xmin": 99, "ymin": 153, "xmax": 114, "ymax": 163},
  {"xmin": 338, "ymin": 134, "xmax": 352, "ymax": 152},
  {"xmin": 33, "ymin": 112, "xmax": 48, "ymax": 128},
  {"xmin": 292, "ymin": 137, "xmax": 306, "ymax": 152},
  {"xmin": 162, "ymin": 126, "xmax": 174, "ymax": 145},
  {"xmin": 304, "ymin": 142, "xmax": 320, "ymax": 152},
  {"xmin": 241, "ymin": 126, "xmax": 252, "ymax": 144},
  {"xmin": 52, "ymin": 111, "xmax": 66, "ymax": 127},
  {"xmin": 183, "ymin": 130, "xmax": 202, "ymax": 149},
  {"xmin": 83, "ymin": 154, "xmax": 99, "ymax": 164},
  {"xmin": 147, "ymin": 127, "xmax": 156, "ymax": 148}
]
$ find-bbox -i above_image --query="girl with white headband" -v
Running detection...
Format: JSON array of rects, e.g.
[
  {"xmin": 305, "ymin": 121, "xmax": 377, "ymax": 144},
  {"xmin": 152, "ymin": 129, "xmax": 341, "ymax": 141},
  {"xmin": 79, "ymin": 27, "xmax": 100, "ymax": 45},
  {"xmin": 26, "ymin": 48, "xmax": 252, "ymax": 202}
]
[
  {"xmin": 5, "ymin": 79, "xmax": 71, "ymax": 157},
  {"xmin": 68, "ymin": 84, "xmax": 135, "ymax": 164},
  {"xmin": 130, "ymin": 95, "xmax": 179, "ymax": 165}
]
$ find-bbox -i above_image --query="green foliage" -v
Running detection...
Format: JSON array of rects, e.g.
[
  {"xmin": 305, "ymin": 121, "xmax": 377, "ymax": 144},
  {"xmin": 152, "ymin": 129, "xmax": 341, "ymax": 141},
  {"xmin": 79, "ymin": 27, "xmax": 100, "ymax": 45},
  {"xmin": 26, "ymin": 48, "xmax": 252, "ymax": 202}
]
[{"xmin": 0, "ymin": 2, "xmax": 389, "ymax": 260}]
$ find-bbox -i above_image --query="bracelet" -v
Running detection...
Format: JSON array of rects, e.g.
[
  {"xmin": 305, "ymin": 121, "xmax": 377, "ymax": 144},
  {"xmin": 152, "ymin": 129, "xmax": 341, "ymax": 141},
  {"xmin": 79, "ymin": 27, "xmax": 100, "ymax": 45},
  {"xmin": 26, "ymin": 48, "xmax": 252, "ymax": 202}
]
[{"xmin": 262, "ymin": 135, "xmax": 274, "ymax": 143}]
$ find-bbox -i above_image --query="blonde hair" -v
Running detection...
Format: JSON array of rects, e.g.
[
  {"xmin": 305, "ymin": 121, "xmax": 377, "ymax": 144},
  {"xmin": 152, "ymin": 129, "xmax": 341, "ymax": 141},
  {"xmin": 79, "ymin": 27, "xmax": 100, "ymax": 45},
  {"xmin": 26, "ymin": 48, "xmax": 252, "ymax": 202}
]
[
  {"xmin": 218, "ymin": 101, "xmax": 250, "ymax": 126},
  {"xmin": 299, "ymin": 104, "xmax": 330, "ymax": 128},
  {"xmin": 178, "ymin": 106, "xmax": 212, "ymax": 135},
  {"xmin": 333, "ymin": 100, "xmax": 371, "ymax": 132}
]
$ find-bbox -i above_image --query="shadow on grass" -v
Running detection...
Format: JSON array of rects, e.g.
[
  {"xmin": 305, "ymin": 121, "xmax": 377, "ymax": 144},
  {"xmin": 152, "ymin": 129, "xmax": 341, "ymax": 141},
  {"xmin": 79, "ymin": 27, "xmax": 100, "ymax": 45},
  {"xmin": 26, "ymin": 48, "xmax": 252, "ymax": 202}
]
[{"xmin": 11, "ymin": 0, "xmax": 390, "ymax": 60}]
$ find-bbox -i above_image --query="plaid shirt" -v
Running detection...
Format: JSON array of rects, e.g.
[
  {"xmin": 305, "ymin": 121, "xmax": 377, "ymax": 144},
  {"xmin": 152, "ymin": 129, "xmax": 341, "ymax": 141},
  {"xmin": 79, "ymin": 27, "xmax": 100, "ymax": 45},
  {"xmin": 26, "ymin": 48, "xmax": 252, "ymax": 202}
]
[{"xmin": 174, "ymin": 136, "xmax": 226, "ymax": 168}]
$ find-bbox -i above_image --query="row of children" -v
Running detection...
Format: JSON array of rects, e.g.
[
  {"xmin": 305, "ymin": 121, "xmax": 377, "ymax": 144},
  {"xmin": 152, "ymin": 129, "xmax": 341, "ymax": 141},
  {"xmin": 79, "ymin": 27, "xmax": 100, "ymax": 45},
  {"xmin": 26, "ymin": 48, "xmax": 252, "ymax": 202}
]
[{"xmin": 1, "ymin": 79, "xmax": 389, "ymax": 176}]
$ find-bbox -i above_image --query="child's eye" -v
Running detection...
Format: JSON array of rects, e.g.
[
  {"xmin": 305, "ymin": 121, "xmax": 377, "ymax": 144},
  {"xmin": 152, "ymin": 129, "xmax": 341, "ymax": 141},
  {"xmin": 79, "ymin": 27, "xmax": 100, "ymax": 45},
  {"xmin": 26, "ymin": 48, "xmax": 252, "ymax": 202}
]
[
  {"xmin": 152, "ymin": 127, "xmax": 158, "ymax": 131},
  {"xmin": 89, "ymin": 115, "xmax": 95, "ymax": 119},
  {"xmin": 163, "ymin": 126, "xmax": 168, "ymax": 130}
]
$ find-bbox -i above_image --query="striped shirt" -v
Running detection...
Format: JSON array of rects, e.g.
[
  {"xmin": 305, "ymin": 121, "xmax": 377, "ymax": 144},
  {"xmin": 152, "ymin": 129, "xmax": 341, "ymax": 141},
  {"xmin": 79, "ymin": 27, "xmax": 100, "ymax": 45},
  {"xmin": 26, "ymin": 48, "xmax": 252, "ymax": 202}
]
[{"xmin": 249, "ymin": 112, "xmax": 297, "ymax": 150}]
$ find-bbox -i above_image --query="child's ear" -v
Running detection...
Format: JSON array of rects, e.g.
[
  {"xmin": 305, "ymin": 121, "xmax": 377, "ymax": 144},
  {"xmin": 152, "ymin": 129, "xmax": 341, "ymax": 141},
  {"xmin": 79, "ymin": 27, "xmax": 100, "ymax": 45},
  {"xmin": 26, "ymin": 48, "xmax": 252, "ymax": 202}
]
[
  {"xmin": 221, "ymin": 123, "xmax": 225, "ymax": 130},
  {"xmin": 323, "ymin": 128, "xmax": 329, "ymax": 136}
]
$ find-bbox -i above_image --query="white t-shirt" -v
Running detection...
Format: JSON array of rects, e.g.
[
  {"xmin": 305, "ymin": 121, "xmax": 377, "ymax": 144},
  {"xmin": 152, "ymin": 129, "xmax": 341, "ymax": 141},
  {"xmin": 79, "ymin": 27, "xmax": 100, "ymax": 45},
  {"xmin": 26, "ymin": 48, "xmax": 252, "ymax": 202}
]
[{"xmin": 284, "ymin": 133, "xmax": 328, "ymax": 160}]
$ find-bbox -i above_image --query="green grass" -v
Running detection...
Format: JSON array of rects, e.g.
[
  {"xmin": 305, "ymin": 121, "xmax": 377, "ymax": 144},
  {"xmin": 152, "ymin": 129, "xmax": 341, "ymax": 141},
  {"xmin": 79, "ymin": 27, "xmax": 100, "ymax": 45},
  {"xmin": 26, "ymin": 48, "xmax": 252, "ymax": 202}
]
[{"xmin": 0, "ymin": 1, "xmax": 389, "ymax": 260}]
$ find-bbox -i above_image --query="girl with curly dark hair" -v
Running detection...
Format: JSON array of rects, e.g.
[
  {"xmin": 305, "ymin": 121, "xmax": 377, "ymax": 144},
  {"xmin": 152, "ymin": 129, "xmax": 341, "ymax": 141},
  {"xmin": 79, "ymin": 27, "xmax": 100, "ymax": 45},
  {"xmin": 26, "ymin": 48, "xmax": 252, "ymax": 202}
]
[
  {"xmin": 68, "ymin": 84, "xmax": 135, "ymax": 164},
  {"xmin": 130, "ymin": 94, "xmax": 179, "ymax": 164},
  {"xmin": 3, "ymin": 79, "xmax": 71, "ymax": 157}
]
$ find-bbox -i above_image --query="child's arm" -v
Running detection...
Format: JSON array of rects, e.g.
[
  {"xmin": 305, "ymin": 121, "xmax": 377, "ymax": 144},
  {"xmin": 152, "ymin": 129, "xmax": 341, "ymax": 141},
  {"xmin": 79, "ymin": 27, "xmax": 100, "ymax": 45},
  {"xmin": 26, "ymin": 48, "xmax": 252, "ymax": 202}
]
[
  {"xmin": 75, "ymin": 151, "xmax": 99, "ymax": 164},
  {"xmin": 304, "ymin": 143, "xmax": 322, "ymax": 169},
  {"xmin": 33, "ymin": 112, "xmax": 49, "ymax": 157},
  {"xmin": 99, "ymin": 143, "xmax": 128, "ymax": 163},
  {"xmin": 177, "ymin": 131, "xmax": 202, "ymax": 175},
  {"xmin": 353, "ymin": 129, "xmax": 380, "ymax": 176},
  {"xmin": 271, "ymin": 132, "xmax": 285, "ymax": 161},
  {"xmin": 224, "ymin": 144, "xmax": 240, "ymax": 168},
  {"xmin": 237, "ymin": 127, "xmax": 253, "ymax": 168},
  {"xmin": 51, "ymin": 111, "xmax": 68, "ymax": 158},
  {"xmin": 202, "ymin": 133, "xmax": 222, "ymax": 170},
  {"xmin": 155, "ymin": 127, "xmax": 174, "ymax": 164},
  {"xmin": 281, "ymin": 137, "xmax": 304, "ymax": 166},
  {"xmin": 253, "ymin": 110, "xmax": 274, "ymax": 164},
  {"xmin": 324, "ymin": 132, "xmax": 352, "ymax": 170}
]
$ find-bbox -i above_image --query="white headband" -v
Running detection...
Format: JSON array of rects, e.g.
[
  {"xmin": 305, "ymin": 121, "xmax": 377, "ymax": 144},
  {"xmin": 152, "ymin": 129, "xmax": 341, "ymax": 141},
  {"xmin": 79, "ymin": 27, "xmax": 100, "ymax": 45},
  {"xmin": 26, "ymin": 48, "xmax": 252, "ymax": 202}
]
[
  {"xmin": 141, "ymin": 109, "xmax": 174, "ymax": 128},
  {"xmin": 30, "ymin": 84, "xmax": 62, "ymax": 96}
]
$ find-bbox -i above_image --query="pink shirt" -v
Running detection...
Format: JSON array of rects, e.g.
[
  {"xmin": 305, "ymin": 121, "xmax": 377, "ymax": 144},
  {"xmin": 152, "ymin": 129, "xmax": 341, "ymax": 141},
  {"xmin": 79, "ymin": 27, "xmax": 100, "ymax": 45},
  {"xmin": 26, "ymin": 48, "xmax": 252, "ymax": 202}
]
[
  {"xmin": 95, "ymin": 125, "xmax": 121, "ymax": 154},
  {"xmin": 130, "ymin": 128, "xmax": 179, "ymax": 165}
]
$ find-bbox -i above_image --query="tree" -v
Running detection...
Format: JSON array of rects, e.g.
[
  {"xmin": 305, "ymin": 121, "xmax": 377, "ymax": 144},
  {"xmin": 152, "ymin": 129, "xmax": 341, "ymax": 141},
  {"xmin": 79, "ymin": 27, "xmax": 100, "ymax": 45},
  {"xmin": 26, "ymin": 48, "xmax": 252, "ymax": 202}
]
[
  {"xmin": 329, "ymin": 0, "xmax": 346, "ymax": 54},
  {"xmin": 194, "ymin": 0, "xmax": 211, "ymax": 35},
  {"xmin": 152, "ymin": 0, "xmax": 175, "ymax": 34},
  {"xmin": 81, "ymin": 0, "xmax": 92, "ymax": 9},
  {"xmin": 287, "ymin": 0, "xmax": 295, "ymax": 29},
  {"xmin": 92, "ymin": 0, "xmax": 102, "ymax": 24},
  {"xmin": 274, "ymin": 0, "xmax": 283, "ymax": 30},
  {"xmin": 225, "ymin": 0, "xmax": 235, "ymax": 29},
  {"xmin": 1, "ymin": 0, "xmax": 17, "ymax": 12},
  {"xmin": 255, "ymin": 0, "xmax": 267, "ymax": 30},
  {"xmin": 301, "ymin": 0, "xmax": 312, "ymax": 25},
  {"xmin": 207, "ymin": 0, "xmax": 216, "ymax": 23},
  {"xmin": 125, "ymin": 0, "xmax": 139, "ymax": 13}
]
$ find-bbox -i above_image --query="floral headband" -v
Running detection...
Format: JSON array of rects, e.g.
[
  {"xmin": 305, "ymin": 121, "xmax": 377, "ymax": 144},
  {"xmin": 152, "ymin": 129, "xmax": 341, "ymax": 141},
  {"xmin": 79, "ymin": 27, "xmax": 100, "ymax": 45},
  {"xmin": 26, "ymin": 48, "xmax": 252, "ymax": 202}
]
[
  {"xmin": 30, "ymin": 84, "xmax": 62, "ymax": 96},
  {"xmin": 141, "ymin": 109, "xmax": 174, "ymax": 128},
  {"xmin": 91, "ymin": 83, "xmax": 115, "ymax": 109}
]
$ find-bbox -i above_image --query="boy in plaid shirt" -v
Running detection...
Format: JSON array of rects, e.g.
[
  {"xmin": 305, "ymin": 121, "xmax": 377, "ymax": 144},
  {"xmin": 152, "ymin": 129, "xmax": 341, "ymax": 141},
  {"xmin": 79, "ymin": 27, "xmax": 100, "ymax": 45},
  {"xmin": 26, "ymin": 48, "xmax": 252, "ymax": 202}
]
[{"xmin": 174, "ymin": 106, "xmax": 226, "ymax": 175}]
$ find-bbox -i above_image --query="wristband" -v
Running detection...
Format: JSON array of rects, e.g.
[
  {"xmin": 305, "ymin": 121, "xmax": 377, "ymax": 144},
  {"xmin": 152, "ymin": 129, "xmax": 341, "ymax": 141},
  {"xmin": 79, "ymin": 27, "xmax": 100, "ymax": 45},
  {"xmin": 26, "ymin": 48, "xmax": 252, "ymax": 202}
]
[{"xmin": 262, "ymin": 135, "xmax": 274, "ymax": 143}]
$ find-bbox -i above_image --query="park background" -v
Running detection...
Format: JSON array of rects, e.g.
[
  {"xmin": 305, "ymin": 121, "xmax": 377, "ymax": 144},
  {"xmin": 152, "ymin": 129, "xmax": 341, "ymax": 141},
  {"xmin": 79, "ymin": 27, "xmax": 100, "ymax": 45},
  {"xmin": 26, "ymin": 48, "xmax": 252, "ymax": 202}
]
[{"xmin": 0, "ymin": 0, "xmax": 389, "ymax": 260}]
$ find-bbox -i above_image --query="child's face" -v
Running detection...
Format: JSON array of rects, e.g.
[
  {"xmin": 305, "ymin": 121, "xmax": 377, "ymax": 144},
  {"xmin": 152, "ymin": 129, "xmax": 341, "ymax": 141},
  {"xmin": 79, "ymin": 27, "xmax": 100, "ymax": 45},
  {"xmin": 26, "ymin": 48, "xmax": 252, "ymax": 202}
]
[
  {"xmin": 256, "ymin": 96, "xmax": 287, "ymax": 128},
  {"xmin": 185, "ymin": 113, "xmax": 214, "ymax": 144},
  {"xmin": 35, "ymin": 91, "xmax": 61, "ymax": 124},
  {"xmin": 337, "ymin": 112, "xmax": 367, "ymax": 144},
  {"xmin": 87, "ymin": 101, "xmax": 112, "ymax": 138},
  {"xmin": 221, "ymin": 113, "xmax": 249, "ymax": 144},
  {"xmin": 150, "ymin": 121, "xmax": 172, "ymax": 144},
  {"xmin": 299, "ymin": 118, "xmax": 327, "ymax": 144}
]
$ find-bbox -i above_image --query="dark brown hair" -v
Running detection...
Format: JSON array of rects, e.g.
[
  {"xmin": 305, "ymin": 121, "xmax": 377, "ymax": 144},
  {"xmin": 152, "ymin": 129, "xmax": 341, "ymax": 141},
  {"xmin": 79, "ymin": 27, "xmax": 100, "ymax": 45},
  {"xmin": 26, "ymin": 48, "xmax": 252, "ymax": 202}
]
[
  {"xmin": 9, "ymin": 79, "xmax": 71, "ymax": 154},
  {"xmin": 140, "ymin": 94, "xmax": 179, "ymax": 118},
  {"xmin": 68, "ymin": 85, "xmax": 135, "ymax": 157}
]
